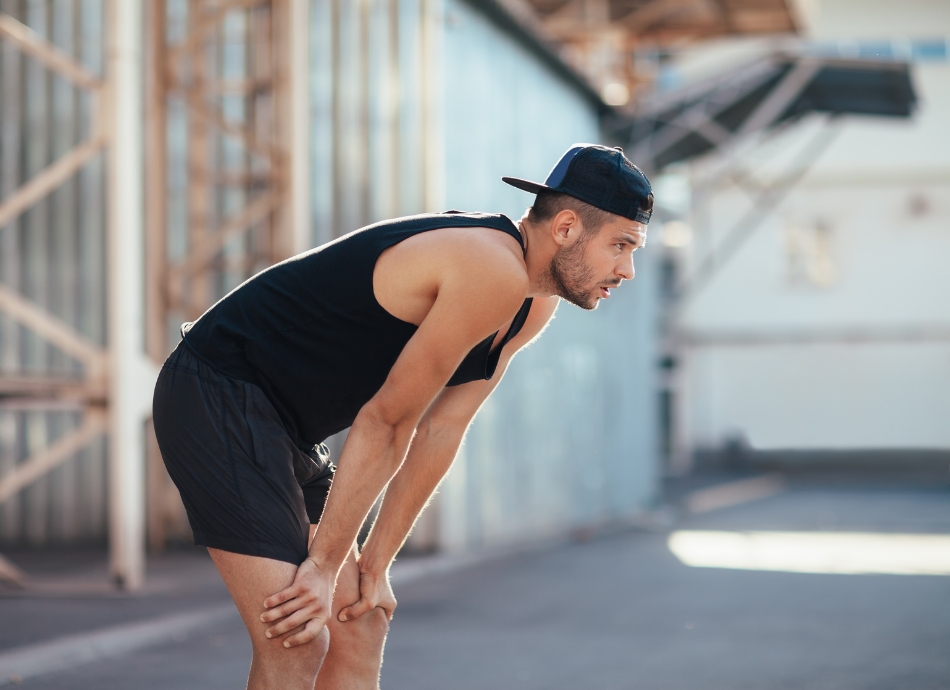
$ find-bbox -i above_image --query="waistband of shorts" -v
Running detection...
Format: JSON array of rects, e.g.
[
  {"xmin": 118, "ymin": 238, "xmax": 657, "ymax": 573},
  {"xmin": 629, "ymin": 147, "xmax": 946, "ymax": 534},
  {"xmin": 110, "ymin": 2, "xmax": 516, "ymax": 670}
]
[{"xmin": 166, "ymin": 337, "xmax": 252, "ymax": 389}]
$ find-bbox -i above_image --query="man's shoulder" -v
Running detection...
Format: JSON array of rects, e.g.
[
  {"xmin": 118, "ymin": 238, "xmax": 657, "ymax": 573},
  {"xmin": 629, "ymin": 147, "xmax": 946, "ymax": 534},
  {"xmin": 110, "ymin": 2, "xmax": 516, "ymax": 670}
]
[
  {"xmin": 423, "ymin": 224, "xmax": 526, "ymax": 285},
  {"xmin": 361, "ymin": 210, "xmax": 516, "ymax": 234}
]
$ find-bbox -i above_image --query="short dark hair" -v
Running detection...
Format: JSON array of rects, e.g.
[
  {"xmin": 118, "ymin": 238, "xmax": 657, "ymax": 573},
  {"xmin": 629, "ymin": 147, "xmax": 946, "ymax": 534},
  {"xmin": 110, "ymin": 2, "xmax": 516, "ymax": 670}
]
[{"xmin": 528, "ymin": 189, "xmax": 653, "ymax": 234}]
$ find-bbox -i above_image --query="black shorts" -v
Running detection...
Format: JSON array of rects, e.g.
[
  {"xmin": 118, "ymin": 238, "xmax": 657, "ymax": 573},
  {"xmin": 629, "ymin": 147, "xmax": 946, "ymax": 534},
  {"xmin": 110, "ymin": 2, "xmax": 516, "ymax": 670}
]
[{"xmin": 153, "ymin": 342, "xmax": 334, "ymax": 564}]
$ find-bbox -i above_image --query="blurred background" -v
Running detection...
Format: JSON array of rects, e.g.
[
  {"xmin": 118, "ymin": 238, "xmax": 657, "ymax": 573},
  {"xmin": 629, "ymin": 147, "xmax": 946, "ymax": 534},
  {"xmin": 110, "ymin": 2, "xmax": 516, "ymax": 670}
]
[{"xmin": 0, "ymin": 0, "xmax": 947, "ymax": 688}]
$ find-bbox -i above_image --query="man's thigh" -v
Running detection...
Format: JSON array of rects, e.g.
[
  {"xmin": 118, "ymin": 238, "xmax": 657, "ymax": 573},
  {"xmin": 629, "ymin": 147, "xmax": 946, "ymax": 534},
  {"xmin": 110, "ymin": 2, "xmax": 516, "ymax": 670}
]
[{"xmin": 208, "ymin": 548, "xmax": 317, "ymax": 649}]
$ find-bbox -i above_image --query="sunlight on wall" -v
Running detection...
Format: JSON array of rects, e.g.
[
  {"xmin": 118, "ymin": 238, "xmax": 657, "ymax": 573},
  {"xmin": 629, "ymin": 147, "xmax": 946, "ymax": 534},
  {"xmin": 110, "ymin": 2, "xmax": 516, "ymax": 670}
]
[{"xmin": 668, "ymin": 530, "xmax": 950, "ymax": 576}]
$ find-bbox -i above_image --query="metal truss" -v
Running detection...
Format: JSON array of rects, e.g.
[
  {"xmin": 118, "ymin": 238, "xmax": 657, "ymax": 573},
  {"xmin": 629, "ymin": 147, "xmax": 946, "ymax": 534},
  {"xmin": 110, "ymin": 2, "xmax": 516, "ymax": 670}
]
[
  {"xmin": 144, "ymin": 0, "xmax": 309, "ymax": 549},
  {"xmin": 0, "ymin": 0, "xmax": 308, "ymax": 589},
  {"xmin": 149, "ymin": 0, "xmax": 291, "ymax": 328},
  {"xmin": 0, "ymin": 9, "xmax": 110, "ymax": 587}
]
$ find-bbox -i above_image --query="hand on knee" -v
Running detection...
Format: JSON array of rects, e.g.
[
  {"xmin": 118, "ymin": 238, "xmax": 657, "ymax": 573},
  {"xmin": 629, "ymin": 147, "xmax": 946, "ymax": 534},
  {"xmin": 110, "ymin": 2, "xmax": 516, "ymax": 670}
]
[
  {"xmin": 253, "ymin": 623, "xmax": 330, "ymax": 677},
  {"xmin": 362, "ymin": 607, "xmax": 390, "ymax": 640},
  {"xmin": 332, "ymin": 606, "xmax": 389, "ymax": 654}
]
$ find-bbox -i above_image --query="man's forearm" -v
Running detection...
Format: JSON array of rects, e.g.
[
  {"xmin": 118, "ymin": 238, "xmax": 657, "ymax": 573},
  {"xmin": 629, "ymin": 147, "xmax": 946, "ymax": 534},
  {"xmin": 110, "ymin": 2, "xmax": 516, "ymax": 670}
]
[
  {"xmin": 358, "ymin": 415, "xmax": 466, "ymax": 574},
  {"xmin": 307, "ymin": 405, "xmax": 416, "ymax": 574}
]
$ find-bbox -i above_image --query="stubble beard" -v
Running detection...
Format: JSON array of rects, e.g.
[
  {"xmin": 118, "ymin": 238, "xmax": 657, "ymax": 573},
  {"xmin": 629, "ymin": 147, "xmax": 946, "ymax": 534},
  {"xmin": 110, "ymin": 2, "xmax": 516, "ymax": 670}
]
[{"xmin": 546, "ymin": 238, "xmax": 598, "ymax": 310}]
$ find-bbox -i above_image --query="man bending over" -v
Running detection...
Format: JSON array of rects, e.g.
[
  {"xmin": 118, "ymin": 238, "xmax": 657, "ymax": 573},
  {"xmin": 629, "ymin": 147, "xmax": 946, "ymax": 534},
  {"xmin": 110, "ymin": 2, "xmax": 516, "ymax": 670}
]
[{"xmin": 153, "ymin": 144, "xmax": 653, "ymax": 689}]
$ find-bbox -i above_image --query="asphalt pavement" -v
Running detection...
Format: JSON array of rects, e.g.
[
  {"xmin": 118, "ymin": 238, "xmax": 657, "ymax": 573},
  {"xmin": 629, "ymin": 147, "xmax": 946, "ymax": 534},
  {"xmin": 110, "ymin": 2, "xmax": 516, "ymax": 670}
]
[{"xmin": 1, "ymin": 478, "xmax": 948, "ymax": 689}]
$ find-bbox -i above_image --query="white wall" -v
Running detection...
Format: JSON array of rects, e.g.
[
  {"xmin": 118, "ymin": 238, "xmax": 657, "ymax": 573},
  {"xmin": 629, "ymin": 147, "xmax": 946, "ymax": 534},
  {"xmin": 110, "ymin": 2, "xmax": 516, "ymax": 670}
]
[{"xmin": 673, "ymin": 0, "xmax": 950, "ymax": 453}]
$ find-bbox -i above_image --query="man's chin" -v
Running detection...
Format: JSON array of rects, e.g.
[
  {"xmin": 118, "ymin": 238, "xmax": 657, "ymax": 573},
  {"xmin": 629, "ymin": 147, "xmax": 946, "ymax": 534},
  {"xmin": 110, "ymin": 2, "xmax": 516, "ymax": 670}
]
[{"xmin": 561, "ymin": 294, "xmax": 599, "ymax": 311}]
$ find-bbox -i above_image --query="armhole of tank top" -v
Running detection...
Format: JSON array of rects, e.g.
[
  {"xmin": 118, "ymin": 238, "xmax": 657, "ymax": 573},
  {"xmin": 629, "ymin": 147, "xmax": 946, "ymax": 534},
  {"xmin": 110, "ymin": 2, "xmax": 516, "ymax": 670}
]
[
  {"xmin": 483, "ymin": 297, "xmax": 534, "ymax": 379},
  {"xmin": 368, "ymin": 217, "xmax": 523, "ymax": 328}
]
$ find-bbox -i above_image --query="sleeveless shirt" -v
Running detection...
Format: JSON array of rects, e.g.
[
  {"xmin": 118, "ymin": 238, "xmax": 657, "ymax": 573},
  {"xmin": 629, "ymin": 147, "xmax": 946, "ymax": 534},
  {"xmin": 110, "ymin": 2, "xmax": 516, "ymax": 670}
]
[{"xmin": 181, "ymin": 211, "xmax": 534, "ymax": 449}]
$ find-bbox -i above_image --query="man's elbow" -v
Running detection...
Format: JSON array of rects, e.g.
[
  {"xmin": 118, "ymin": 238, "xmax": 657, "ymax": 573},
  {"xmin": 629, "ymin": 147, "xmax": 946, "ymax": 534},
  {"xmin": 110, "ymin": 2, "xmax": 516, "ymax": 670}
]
[{"xmin": 358, "ymin": 399, "xmax": 417, "ymax": 448}]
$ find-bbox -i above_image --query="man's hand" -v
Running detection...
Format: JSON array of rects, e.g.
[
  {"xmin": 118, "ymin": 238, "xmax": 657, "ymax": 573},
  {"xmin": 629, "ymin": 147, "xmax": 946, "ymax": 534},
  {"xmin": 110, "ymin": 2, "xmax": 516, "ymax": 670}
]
[
  {"xmin": 261, "ymin": 557, "xmax": 334, "ymax": 648},
  {"xmin": 338, "ymin": 568, "xmax": 397, "ymax": 622}
]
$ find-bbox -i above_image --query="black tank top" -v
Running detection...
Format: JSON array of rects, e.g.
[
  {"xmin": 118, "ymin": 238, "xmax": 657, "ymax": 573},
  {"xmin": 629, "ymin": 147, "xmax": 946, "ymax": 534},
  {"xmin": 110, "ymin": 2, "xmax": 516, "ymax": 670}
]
[{"xmin": 181, "ymin": 211, "xmax": 533, "ymax": 448}]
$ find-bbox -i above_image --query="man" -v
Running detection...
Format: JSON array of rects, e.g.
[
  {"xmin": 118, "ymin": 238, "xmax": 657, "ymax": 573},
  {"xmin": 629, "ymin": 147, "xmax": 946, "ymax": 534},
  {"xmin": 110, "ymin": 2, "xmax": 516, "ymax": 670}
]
[{"xmin": 153, "ymin": 143, "xmax": 653, "ymax": 689}]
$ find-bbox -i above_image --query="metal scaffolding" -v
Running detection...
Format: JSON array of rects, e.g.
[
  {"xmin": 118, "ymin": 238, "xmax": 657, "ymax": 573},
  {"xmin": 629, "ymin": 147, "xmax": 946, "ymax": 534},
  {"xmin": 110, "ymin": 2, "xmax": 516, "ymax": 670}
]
[
  {"xmin": 143, "ymin": 0, "xmax": 311, "ymax": 553},
  {"xmin": 0, "ymin": 0, "xmax": 154, "ymax": 589},
  {"xmin": 0, "ymin": 0, "xmax": 448, "ymax": 588},
  {"xmin": 0, "ymin": 0, "xmax": 309, "ymax": 590}
]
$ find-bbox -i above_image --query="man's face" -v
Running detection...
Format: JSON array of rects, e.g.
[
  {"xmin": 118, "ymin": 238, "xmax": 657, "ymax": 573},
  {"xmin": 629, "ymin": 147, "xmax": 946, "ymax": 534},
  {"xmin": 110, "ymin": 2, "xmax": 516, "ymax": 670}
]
[{"xmin": 548, "ymin": 217, "xmax": 647, "ymax": 310}]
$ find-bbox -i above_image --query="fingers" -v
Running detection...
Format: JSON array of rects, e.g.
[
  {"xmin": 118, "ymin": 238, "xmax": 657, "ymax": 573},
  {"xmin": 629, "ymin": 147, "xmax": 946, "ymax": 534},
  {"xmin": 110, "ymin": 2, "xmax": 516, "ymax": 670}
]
[
  {"xmin": 260, "ymin": 596, "xmax": 301, "ymax": 624},
  {"xmin": 380, "ymin": 596, "xmax": 397, "ymax": 621},
  {"xmin": 264, "ymin": 600, "xmax": 327, "ymax": 638},
  {"xmin": 338, "ymin": 597, "xmax": 373, "ymax": 622},
  {"xmin": 261, "ymin": 583, "xmax": 315, "ymax": 623},
  {"xmin": 263, "ymin": 581, "xmax": 302, "ymax": 611},
  {"xmin": 269, "ymin": 607, "xmax": 326, "ymax": 644},
  {"xmin": 284, "ymin": 618, "xmax": 327, "ymax": 649},
  {"xmin": 339, "ymin": 595, "xmax": 397, "ymax": 623}
]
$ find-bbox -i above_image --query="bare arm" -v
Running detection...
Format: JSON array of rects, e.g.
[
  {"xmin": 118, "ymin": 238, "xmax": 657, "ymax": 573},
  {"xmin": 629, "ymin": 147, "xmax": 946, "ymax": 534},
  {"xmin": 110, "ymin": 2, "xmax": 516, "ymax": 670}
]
[
  {"xmin": 260, "ymin": 236, "xmax": 528, "ymax": 646},
  {"xmin": 338, "ymin": 296, "xmax": 559, "ymax": 622}
]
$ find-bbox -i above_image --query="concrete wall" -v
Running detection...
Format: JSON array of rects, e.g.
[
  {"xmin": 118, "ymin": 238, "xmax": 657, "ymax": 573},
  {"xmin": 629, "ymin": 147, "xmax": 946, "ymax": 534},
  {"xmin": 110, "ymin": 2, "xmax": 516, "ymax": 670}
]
[{"xmin": 668, "ymin": 0, "xmax": 950, "ymax": 456}]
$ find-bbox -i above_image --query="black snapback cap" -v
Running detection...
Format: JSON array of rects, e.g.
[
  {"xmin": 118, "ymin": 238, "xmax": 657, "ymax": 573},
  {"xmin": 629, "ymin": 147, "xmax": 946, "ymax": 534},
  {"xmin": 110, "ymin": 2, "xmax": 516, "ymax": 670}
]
[{"xmin": 502, "ymin": 143, "xmax": 653, "ymax": 225}]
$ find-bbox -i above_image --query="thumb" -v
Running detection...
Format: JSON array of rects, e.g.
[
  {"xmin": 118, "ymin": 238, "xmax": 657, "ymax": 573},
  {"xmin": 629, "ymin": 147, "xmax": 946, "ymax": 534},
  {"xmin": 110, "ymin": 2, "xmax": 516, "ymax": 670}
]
[{"xmin": 338, "ymin": 597, "xmax": 373, "ymax": 623}]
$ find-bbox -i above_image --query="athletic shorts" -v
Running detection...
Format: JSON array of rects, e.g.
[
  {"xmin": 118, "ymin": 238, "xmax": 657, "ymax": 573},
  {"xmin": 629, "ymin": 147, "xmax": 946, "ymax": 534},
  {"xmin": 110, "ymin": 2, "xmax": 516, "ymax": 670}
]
[{"xmin": 153, "ymin": 342, "xmax": 334, "ymax": 565}]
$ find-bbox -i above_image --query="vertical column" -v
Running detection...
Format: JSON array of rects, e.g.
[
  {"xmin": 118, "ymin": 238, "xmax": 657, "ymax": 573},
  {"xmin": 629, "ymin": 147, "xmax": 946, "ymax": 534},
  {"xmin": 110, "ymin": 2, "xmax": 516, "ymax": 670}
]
[
  {"xmin": 145, "ymin": 0, "xmax": 167, "ymax": 363},
  {"xmin": 387, "ymin": 0, "xmax": 401, "ymax": 219},
  {"xmin": 144, "ymin": 0, "xmax": 169, "ymax": 552},
  {"xmin": 288, "ymin": 0, "xmax": 311, "ymax": 254},
  {"xmin": 107, "ymin": 0, "xmax": 147, "ymax": 590},
  {"xmin": 419, "ymin": 0, "xmax": 443, "ymax": 212},
  {"xmin": 0, "ymin": 0, "xmax": 24, "ymax": 543},
  {"xmin": 186, "ymin": 10, "xmax": 211, "ymax": 319}
]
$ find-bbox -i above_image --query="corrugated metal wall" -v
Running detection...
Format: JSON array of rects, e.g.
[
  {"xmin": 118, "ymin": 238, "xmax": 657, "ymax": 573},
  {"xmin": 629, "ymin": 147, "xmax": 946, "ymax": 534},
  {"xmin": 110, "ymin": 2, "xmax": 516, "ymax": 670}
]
[
  {"xmin": 0, "ymin": 0, "xmax": 107, "ymax": 548},
  {"xmin": 310, "ymin": 0, "xmax": 439, "ymax": 244}
]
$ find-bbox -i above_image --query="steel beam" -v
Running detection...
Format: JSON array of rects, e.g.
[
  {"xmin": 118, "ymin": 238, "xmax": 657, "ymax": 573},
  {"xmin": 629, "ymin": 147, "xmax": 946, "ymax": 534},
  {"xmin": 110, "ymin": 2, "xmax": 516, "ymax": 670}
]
[
  {"xmin": 0, "ymin": 283, "xmax": 106, "ymax": 375},
  {"xmin": 107, "ymin": 0, "xmax": 157, "ymax": 591},
  {"xmin": 167, "ymin": 191, "xmax": 278, "ymax": 292},
  {"xmin": 680, "ymin": 117, "xmax": 841, "ymax": 301},
  {"xmin": 0, "ymin": 14, "xmax": 102, "ymax": 89},
  {"xmin": 0, "ymin": 136, "xmax": 106, "ymax": 229},
  {"xmin": 289, "ymin": 0, "xmax": 311, "ymax": 254},
  {"xmin": 0, "ymin": 410, "xmax": 107, "ymax": 504}
]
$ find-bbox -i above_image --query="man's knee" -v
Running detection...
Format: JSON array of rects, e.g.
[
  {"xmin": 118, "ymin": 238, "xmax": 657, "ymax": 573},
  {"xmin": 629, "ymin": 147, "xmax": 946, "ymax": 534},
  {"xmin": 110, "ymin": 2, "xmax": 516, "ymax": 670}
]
[
  {"xmin": 363, "ymin": 607, "xmax": 390, "ymax": 640},
  {"xmin": 332, "ymin": 607, "xmax": 389, "ymax": 650},
  {"xmin": 253, "ymin": 624, "xmax": 330, "ymax": 673}
]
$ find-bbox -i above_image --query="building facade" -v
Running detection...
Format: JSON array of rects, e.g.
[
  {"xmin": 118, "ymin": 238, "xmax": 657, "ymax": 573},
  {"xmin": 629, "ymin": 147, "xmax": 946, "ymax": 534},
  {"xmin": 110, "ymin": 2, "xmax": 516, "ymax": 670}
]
[{"xmin": 665, "ymin": 0, "xmax": 950, "ymax": 462}]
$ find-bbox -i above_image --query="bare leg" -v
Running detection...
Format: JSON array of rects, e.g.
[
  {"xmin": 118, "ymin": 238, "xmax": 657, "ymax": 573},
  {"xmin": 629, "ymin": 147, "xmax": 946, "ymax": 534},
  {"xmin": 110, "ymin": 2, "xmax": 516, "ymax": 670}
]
[
  {"xmin": 209, "ymin": 548, "xmax": 329, "ymax": 690},
  {"xmin": 310, "ymin": 528, "xmax": 390, "ymax": 690}
]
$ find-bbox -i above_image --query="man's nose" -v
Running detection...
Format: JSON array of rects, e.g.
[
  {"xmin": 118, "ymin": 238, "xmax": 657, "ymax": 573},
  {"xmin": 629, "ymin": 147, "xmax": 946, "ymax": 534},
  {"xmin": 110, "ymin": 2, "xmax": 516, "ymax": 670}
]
[{"xmin": 617, "ymin": 255, "xmax": 635, "ymax": 281}]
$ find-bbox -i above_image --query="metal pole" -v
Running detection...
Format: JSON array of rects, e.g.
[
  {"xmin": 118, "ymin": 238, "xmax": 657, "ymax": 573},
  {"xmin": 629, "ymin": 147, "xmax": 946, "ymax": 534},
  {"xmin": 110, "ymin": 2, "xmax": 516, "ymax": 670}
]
[
  {"xmin": 289, "ymin": 0, "xmax": 311, "ymax": 254},
  {"xmin": 144, "ymin": 0, "xmax": 169, "ymax": 552},
  {"xmin": 108, "ymin": 0, "xmax": 154, "ymax": 590}
]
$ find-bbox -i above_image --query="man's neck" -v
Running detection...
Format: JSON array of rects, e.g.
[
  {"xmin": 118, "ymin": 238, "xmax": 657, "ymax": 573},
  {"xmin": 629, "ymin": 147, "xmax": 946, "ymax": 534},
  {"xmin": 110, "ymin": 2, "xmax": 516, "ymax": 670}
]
[{"xmin": 518, "ymin": 218, "xmax": 557, "ymax": 299}]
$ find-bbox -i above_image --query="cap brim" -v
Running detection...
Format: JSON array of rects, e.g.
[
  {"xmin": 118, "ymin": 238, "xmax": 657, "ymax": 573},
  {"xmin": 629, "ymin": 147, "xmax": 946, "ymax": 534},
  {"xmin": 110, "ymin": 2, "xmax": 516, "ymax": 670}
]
[{"xmin": 501, "ymin": 176, "xmax": 548, "ymax": 195}]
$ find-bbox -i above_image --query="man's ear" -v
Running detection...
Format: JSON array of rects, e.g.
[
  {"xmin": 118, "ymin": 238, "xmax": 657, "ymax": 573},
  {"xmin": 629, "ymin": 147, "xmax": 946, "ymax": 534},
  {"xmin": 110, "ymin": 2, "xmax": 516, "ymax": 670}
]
[{"xmin": 551, "ymin": 209, "xmax": 581, "ymax": 247}]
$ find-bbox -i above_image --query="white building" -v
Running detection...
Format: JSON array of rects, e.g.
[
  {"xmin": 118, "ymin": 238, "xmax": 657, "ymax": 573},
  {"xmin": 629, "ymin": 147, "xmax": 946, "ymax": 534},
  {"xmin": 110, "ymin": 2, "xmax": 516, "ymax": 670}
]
[{"xmin": 663, "ymin": 0, "xmax": 950, "ymax": 464}]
